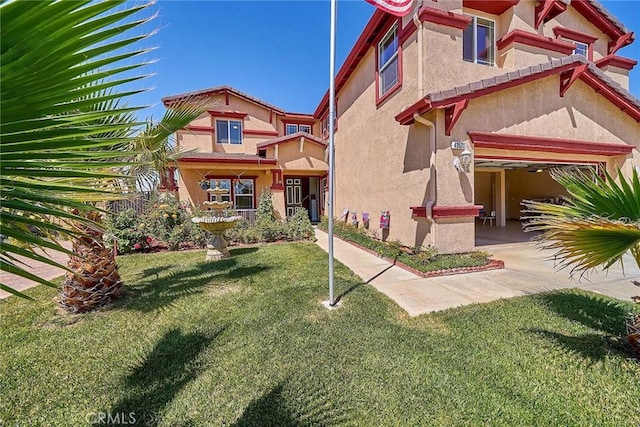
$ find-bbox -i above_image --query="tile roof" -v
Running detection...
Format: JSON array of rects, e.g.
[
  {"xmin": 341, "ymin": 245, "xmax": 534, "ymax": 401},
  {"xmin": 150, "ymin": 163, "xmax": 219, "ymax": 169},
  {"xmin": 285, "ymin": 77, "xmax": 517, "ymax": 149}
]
[
  {"xmin": 162, "ymin": 85, "xmax": 286, "ymax": 115},
  {"xmin": 586, "ymin": 0, "xmax": 629, "ymax": 34},
  {"xmin": 256, "ymin": 132, "xmax": 327, "ymax": 150},
  {"xmin": 396, "ymin": 55, "xmax": 640, "ymax": 125}
]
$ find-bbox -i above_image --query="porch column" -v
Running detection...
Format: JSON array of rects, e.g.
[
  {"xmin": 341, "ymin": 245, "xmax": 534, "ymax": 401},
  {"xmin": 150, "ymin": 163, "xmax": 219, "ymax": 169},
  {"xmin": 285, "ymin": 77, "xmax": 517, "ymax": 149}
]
[{"xmin": 497, "ymin": 169, "xmax": 506, "ymax": 227}]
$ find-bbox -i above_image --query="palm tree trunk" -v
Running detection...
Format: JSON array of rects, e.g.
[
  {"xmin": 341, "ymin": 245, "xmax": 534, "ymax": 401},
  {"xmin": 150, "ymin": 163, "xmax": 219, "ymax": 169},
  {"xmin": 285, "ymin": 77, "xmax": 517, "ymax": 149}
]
[{"xmin": 57, "ymin": 210, "xmax": 123, "ymax": 313}]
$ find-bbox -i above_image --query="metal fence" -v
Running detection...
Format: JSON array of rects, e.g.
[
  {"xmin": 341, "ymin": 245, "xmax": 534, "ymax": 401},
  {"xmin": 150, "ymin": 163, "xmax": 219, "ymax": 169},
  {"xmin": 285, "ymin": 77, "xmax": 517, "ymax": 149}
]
[
  {"xmin": 236, "ymin": 209, "xmax": 257, "ymax": 225},
  {"xmin": 106, "ymin": 192, "xmax": 152, "ymax": 216}
]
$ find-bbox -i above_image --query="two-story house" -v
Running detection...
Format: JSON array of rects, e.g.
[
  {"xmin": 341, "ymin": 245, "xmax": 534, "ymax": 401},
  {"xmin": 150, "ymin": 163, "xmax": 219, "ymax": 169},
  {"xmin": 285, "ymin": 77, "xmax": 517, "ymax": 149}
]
[
  {"xmin": 163, "ymin": 0, "xmax": 639, "ymax": 254},
  {"xmin": 162, "ymin": 86, "xmax": 329, "ymax": 222}
]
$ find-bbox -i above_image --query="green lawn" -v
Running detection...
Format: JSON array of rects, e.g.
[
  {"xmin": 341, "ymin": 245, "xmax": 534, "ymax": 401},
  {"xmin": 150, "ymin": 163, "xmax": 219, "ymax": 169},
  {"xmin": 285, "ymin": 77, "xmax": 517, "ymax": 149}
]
[{"xmin": 1, "ymin": 243, "xmax": 639, "ymax": 426}]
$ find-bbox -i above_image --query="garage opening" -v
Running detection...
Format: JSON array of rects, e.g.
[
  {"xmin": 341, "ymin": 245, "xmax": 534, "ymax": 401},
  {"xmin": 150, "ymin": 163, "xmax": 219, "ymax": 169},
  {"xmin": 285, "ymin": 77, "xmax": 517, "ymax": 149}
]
[{"xmin": 474, "ymin": 160, "xmax": 601, "ymax": 246}]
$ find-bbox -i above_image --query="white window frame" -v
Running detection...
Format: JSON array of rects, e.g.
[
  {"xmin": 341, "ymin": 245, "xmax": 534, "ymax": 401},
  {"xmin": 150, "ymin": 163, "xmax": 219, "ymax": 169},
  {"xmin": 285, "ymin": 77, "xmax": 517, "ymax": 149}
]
[
  {"xmin": 299, "ymin": 124, "xmax": 312, "ymax": 134},
  {"xmin": 216, "ymin": 119, "xmax": 243, "ymax": 144},
  {"xmin": 378, "ymin": 23, "xmax": 399, "ymax": 97},
  {"xmin": 563, "ymin": 38, "xmax": 588, "ymax": 57},
  {"xmin": 285, "ymin": 124, "xmax": 298, "ymax": 135},
  {"xmin": 463, "ymin": 16, "xmax": 496, "ymax": 66}
]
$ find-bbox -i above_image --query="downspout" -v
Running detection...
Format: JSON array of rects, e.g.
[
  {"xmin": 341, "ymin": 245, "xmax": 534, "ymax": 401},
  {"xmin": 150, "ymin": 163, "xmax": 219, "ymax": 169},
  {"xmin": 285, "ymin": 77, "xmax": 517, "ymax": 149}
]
[
  {"xmin": 413, "ymin": 8, "xmax": 424, "ymax": 98},
  {"xmin": 413, "ymin": 113, "xmax": 436, "ymax": 227}
]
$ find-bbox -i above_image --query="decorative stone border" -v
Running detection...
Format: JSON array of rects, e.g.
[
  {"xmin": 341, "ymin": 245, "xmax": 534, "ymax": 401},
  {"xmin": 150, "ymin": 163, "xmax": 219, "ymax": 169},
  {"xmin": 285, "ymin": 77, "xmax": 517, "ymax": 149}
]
[{"xmin": 331, "ymin": 234, "xmax": 505, "ymax": 278}]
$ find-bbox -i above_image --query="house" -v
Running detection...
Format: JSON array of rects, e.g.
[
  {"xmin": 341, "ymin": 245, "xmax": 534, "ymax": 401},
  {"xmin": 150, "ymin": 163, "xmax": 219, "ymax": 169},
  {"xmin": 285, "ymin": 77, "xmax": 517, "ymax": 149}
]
[
  {"xmin": 163, "ymin": 0, "xmax": 639, "ymax": 253},
  {"xmin": 161, "ymin": 86, "xmax": 328, "ymax": 223}
]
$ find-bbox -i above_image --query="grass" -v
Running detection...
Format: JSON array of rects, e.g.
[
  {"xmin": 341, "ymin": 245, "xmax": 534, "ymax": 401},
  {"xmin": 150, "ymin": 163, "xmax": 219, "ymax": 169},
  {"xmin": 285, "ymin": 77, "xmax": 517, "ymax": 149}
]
[
  {"xmin": 1, "ymin": 243, "xmax": 639, "ymax": 426},
  {"xmin": 319, "ymin": 219, "xmax": 490, "ymax": 272}
]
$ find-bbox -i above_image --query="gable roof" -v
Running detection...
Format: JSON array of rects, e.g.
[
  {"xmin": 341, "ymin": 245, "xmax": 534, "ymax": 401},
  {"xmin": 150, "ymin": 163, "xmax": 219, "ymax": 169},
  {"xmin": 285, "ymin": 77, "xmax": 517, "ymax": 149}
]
[
  {"xmin": 256, "ymin": 131, "xmax": 327, "ymax": 151},
  {"xmin": 162, "ymin": 85, "xmax": 286, "ymax": 115},
  {"xmin": 395, "ymin": 55, "xmax": 640, "ymax": 126}
]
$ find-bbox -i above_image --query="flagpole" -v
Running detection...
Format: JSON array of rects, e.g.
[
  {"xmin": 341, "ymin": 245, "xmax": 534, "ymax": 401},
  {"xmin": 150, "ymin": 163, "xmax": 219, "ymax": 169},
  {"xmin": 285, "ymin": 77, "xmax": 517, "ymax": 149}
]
[{"xmin": 327, "ymin": 0, "xmax": 337, "ymax": 306}]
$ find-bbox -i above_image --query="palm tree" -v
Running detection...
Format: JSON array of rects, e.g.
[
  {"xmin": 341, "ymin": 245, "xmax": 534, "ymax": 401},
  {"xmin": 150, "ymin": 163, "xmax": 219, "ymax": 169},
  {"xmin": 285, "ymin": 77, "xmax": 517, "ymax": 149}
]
[
  {"xmin": 523, "ymin": 167, "xmax": 640, "ymax": 276},
  {"xmin": 0, "ymin": 0, "xmax": 206, "ymax": 308}
]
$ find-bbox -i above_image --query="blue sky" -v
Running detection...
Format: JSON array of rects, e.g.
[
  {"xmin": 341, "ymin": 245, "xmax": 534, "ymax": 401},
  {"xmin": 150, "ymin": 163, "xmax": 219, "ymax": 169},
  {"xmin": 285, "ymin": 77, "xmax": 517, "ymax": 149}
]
[{"xmin": 132, "ymin": 0, "xmax": 640, "ymax": 121}]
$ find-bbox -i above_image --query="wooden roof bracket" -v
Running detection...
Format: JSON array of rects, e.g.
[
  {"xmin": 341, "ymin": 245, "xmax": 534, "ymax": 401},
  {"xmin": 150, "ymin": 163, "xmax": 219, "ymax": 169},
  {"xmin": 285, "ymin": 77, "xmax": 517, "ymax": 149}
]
[
  {"xmin": 444, "ymin": 99, "xmax": 469, "ymax": 136},
  {"xmin": 559, "ymin": 63, "xmax": 589, "ymax": 97},
  {"xmin": 535, "ymin": 0, "xmax": 567, "ymax": 30},
  {"xmin": 608, "ymin": 32, "xmax": 634, "ymax": 55}
]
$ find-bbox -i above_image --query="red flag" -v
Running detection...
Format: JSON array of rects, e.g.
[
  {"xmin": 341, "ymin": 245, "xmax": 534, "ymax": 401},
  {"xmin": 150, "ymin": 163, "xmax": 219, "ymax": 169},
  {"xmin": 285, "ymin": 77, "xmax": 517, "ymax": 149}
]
[{"xmin": 366, "ymin": 0, "xmax": 413, "ymax": 17}]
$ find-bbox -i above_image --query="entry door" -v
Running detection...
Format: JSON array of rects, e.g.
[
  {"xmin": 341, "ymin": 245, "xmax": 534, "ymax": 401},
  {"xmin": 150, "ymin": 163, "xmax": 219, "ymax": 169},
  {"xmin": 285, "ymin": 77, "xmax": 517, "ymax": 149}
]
[{"xmin": 285, "ymin": 178, "xmax": 302, "ymax": 217}]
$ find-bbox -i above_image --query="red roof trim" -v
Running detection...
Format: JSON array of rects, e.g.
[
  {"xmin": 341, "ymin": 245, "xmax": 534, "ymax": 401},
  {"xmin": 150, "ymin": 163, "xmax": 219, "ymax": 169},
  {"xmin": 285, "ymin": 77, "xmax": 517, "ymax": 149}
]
[
  {"xmin": 497, "ymin": 30, "xmax": 576, "ymax": 55},
  {"xmin": 463, "ymin": 0, "xmax": 519, "ymax": 16},
  {"xmin": 314, "ymin": 9, "xmax": 391, "ymax": 118},
  {"xmin": 208, "ymin": 110, "xmax": 248, "ymax": 119},
  {"xmin": 418, "ymin": 6, "xmax": 472, "ymax": 30},
  {"xmin": 396, "ymin": 61, "xmax": 581, "ymax": 125},
  {"xmin": 580, "ymin": 72, "xmax": 640, "ymax": 121},
  {"xmin": 608, "ymin": 32, "xmax": 635, "ymax": 56},
  {"xmin": 178, "ymin": 157, "xmax": 277, "ymax": 165},
  {"xmin": 535, "ymin": 0, "xmax": 568, "ymax": 29},
  {"xmin": 552, "ymin": 27, "xmax": 598, "ymax": 44},
  {"xmin": 243, "ymin": 129, "xmax": 279, "ymax": 137},
  {"xmin": 469, "ymin": 131, "xmax": 633, "ymax": 156},
  {"xmin": 571, "ymin": 0, "xmax": 624, "ymax": 40},
  {"xmin": 255, "ymin": 132, "xmax": 327, "ymax": 151},
  {"xmin": 595, "ymin": 54, "xmax": 637, "ymax": 71},
  {"xmin": 432, "ymin": 205, "xmax": 484, "ymax": 219},
  {"xmin": 183, "ymin": 125, "xmax": 214, "ymax": 133},
  {"xmin": 475, "ymin": 154, "xmax": 601, "ymax": 165}
]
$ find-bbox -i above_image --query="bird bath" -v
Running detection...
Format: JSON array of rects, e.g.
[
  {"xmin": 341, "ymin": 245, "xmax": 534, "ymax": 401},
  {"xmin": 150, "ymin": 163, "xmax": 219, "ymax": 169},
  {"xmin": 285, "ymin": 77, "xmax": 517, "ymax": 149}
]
[{"xmin": 192, "ymin": 181, "xmax": 242, "ymax": 261}]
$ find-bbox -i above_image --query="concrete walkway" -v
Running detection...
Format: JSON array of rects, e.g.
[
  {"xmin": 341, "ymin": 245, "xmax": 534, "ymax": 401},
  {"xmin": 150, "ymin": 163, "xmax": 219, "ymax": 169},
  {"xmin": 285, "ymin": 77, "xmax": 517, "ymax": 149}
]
[
  {"xmin": 0, "ymin": 242, "xmax": 71, "ymax": 299},
  {"xmin": 315, "ymin": 229, "xmax": 640, "ymax": 316}
]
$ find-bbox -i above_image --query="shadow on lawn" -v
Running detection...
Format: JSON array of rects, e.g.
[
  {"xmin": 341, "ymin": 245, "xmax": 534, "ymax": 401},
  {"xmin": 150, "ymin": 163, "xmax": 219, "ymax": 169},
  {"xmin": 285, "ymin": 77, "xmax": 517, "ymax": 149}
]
[
  {"xmin": 118, "ymin": 259, "xmax": 271, "ymax": 312},
  {"xmin": 532, "ymin": 291, "xmax": 631, "ymax": 360},
  {"xmin": 104, "ymin": 327, "xmax": 224, "ymax": 427},
  {"xmin": 234, "ymin": 378, "xmax": 352, "ymax": 427}
]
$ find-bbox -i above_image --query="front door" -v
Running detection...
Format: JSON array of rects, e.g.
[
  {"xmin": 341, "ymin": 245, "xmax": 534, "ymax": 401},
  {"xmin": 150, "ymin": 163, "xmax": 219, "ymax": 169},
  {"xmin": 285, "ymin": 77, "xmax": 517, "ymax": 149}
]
[{"xmin": 285, "ymin": 178, "xmax": 302, "ymax": 217}]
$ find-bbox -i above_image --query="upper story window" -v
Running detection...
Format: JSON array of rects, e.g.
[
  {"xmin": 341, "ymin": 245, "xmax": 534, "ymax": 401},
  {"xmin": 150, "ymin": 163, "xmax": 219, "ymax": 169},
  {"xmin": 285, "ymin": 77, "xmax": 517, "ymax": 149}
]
[
  {"xmin": 463, "ymin": 16, "xmax": 495, "ymax": 66},
  {"xmin": 216, "ymin": 120, "xmax": 242, "ymax": 144},
  {"xmin": 562, "ymin": 38, "xmax": 588, "ymax": 57},
  {"xmin": 378, "ymin": 23, "xmax": 399, "ymax": 97},
  {"xmin": 286, "ymin": 124, "xmax": 312, "ymax": 135}
]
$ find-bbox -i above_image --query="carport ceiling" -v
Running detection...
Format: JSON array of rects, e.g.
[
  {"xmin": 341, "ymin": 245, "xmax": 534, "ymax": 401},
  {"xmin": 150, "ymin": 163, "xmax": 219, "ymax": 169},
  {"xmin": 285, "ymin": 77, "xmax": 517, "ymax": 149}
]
[{"xmin": 474, "ymin": 160, "xmax": 593, "ymax": 171}]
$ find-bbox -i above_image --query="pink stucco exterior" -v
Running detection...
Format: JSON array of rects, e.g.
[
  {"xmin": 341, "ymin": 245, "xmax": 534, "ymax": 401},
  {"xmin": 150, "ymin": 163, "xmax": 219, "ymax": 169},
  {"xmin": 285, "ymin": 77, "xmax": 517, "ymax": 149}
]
[{"xmin": 164, "ymin": 0, "xmax": 639, "ymax": 254}]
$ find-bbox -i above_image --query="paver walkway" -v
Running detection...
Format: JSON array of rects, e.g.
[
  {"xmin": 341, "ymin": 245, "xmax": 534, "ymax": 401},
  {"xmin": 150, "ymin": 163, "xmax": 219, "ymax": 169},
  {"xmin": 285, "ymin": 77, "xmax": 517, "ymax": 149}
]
[
  {"xmin": 0, "ymin": 241, "xmax": 72, "ymax": 299},
  {"xmin": 315, "ymin": 229, "xmax": 640, "ymax": 316}
]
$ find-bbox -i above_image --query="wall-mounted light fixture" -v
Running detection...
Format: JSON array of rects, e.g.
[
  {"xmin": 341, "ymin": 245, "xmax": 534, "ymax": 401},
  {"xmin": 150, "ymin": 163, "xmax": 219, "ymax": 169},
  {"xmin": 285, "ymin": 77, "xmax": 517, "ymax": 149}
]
[{"xmin": 452, "ymin": 141, "xmax": 472, "ymax": 173}]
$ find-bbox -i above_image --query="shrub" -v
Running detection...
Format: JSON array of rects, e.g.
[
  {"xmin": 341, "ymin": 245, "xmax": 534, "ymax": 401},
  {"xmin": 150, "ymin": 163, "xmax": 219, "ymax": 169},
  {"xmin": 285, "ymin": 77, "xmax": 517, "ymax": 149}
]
[
  {"xmin": 143, "ymin": 196, "xmax": 204, "ymax": 250},
  {"xmin": 284, "ymin": 208, "xmax": 314, "ymax": 241},
  {"xmin": 105, "ymin": 208, "xmax": 151, "ymax": 253},
  {"xmin": 255, "ymin": 187, "xmax": 276, "ymax": 224}
]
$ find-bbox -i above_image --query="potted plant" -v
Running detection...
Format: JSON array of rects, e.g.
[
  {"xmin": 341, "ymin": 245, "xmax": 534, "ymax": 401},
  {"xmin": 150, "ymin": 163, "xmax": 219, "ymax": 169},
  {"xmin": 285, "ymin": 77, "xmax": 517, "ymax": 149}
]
[{"xmin": 199, "ymin": 179, "xmax": 211, "ymax": 190}]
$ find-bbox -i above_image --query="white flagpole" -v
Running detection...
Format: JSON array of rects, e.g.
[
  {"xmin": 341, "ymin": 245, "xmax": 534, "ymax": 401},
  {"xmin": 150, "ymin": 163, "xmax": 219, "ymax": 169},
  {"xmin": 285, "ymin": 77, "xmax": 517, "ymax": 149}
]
[{"xmin": 328, "ymin": 0, "xmax": 337, "ymax": 306}]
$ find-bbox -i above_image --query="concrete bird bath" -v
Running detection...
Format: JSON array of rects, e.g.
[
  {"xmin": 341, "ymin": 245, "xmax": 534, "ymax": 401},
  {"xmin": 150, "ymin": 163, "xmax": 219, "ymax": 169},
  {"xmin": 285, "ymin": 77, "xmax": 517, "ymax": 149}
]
[{"xmin": 192, "ymin": 181, "xmax": 242, "ymax": 261}]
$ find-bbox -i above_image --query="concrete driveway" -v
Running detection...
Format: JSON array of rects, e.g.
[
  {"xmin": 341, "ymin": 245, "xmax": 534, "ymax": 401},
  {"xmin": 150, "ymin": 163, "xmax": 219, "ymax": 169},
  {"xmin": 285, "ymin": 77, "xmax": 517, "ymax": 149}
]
[{"xmin": 315, "ymin": 229, "xmax": 640, "ymax": 316}]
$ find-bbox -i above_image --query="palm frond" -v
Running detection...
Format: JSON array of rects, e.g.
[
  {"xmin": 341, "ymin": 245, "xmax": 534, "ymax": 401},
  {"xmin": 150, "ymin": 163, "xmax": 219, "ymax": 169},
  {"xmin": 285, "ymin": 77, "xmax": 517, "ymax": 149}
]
[{"xmin": 524, "ymin": 167, "xmax": 640, "ymax": 275}]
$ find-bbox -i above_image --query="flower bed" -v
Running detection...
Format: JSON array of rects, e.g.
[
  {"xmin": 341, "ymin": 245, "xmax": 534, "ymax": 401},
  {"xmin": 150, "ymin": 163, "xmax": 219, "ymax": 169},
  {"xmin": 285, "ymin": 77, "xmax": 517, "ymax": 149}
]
[{"xmin": 319, "ymin": 218, "xmax": 504, "ymax": 276}]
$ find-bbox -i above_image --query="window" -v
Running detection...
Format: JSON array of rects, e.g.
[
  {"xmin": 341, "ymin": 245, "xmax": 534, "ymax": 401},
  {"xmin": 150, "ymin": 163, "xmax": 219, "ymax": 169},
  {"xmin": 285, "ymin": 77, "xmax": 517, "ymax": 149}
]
[
  {"xmin": 285, "ymin": 124, "xmax": 311, "ymax": 135},
  {"xmin": 285, "ymin": 124, "xmax": 312, "ymax": 135},
  {"xmin": 563, "ymin": 38, "xmax": 588, "ymax": 57},
  {"xmin": 216, "ymin": 120, "xmax": 242, "ymax": 144},
  {"xmin": 233, "ymin": 179, "xmax": 254, "ymax": 209},
  {"xmin": 463, "ymin": 16, "xmax": 495, "ymax": 66},
  {"xmin": 208, "ymin": 178, "xmax": 254, "ymax": 209},
  {"xmin": 286, "ymin": 124, "xmax": 298, "ymax": 135},
  {"xmin": 299, "ymin": 124, "xmax": 312, "ymax": 134},
  {"xmin": 378, "ymin": 23, "xmax": 399, "ymax": 97}
]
